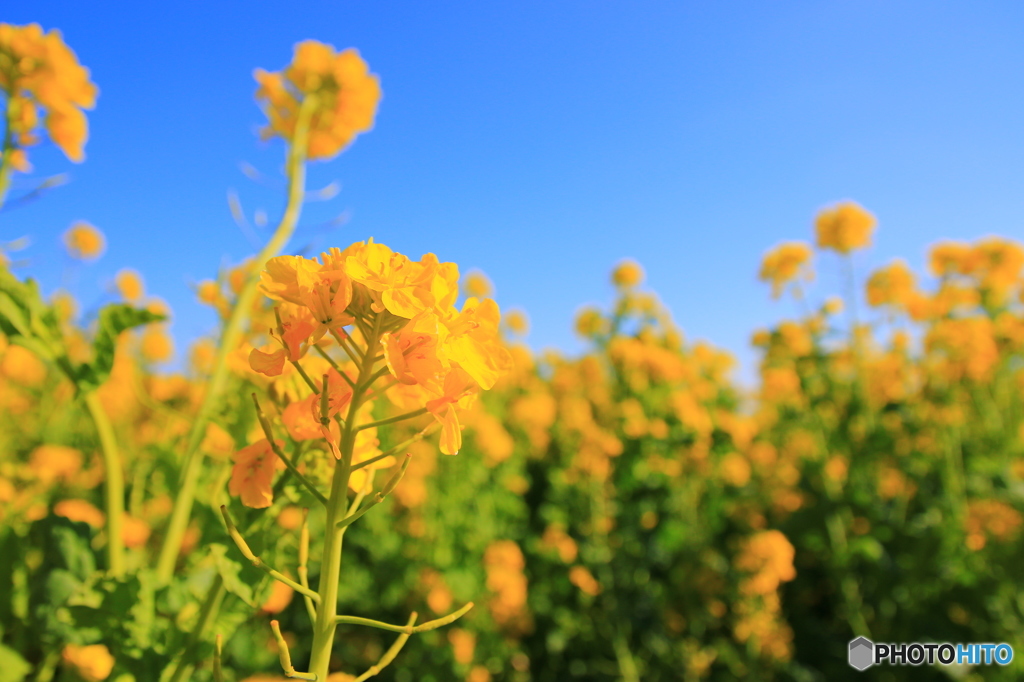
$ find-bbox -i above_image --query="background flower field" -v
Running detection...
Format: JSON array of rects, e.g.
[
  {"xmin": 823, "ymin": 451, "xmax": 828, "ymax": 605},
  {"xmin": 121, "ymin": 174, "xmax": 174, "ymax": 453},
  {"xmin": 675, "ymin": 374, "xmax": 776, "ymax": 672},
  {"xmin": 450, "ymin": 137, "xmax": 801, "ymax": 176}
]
[{"xmin": 2, "ymin": 15, "xmax": 1024, "ymax": 682}]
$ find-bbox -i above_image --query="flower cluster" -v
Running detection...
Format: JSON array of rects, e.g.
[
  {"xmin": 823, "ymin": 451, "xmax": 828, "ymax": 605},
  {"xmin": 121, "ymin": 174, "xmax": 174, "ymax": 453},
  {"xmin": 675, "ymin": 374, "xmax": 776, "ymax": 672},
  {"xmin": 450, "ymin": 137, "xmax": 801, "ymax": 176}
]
[
  {"xmin": 0, "ymin": 23, "xmax": 97, "ymax": 168},
  {"xmin": 254, "ymin": 40, "xmax": 381, "ymax": 160},
  {"xmin": 814, "ymin": 200, "xmax": 876, "ymax": 254}
]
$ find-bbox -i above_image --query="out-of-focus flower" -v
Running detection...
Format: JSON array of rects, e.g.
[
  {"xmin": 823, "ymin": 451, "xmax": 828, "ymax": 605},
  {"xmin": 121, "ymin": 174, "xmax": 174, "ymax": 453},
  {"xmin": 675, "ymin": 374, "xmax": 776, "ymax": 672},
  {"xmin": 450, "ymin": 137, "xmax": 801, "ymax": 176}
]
[
  {"xmin": 814, "ymin": 201, "xmax": 875, "ymax": 254},
  {"xmin": 30, "ymin": 444, "xmax": 82, "ymax": 484},
  {"xmin": 759, "ymin": 242, "xmax": 812, "ymax": 298},
  {"xmin": 611, "ymin": 259, "xmax": 645, "ymax": 288},
  {"xmin": 0, "ymin": 23, "xmax": 98, "ymax": 166},
  {"xmin": 261, "ymin": 579, "xmax": 295, "ymax": 613},
  {"xmin": 54, "ymin": 499, "xmax": 105, "ymax": 527},
  {"xmin": 255, "ymin": 40, "xmax": 380, "ymax": 160},
  {"xmin": 115, "ymin": 268, "xmax": 145, "ymax": 302},
  {"xmin": 568, "ymin": 565, "xmax": 601, "ymax": 596},
  {"xmin": 229, "ymin": 439, "xmax": 284, "ymax": 508},
  {"xmin": 865, "ymin": 259, "xmax": 916, "ymax": 308},
  {"xmin": 462, "ymin": 270, "xmax": 493, "ymax": 298},
  {"xmin": 61, "ymin": 644, "xmax": 114, "ymax": 681},
  {"xmin": 63, "ymin": 221, "xmax": 105, "ymax": 260}
]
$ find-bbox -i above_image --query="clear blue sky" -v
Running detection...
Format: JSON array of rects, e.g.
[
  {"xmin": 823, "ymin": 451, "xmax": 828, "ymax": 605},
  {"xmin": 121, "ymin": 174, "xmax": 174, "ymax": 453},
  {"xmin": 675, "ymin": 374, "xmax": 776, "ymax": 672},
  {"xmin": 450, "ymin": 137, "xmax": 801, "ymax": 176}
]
[{"xmin": 5, "ymin": 2, "xmax": 1024, "ymax": 375}]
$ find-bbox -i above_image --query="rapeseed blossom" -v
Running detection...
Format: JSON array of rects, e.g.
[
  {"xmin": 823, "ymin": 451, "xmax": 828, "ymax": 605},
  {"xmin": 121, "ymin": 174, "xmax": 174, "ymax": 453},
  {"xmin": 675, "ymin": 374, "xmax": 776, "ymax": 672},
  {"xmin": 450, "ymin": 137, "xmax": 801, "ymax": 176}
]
[
  {"xmin": 759, "ymin": 242, "xmax": 812, "ymax": 298},
  {"xmin": 254, "ymin": 40, "xmax": 380, "ymax": 160},
  {"xmin": 63, "ymin": 221, "xmax": 105, "ymax": 260},
  {"xmin": 0, "ymin": 23, "xmax": 97, "ymax": 165},
  {"xmin": 814, "ymin": 201, "xmax": 875, "ymax": 254}
]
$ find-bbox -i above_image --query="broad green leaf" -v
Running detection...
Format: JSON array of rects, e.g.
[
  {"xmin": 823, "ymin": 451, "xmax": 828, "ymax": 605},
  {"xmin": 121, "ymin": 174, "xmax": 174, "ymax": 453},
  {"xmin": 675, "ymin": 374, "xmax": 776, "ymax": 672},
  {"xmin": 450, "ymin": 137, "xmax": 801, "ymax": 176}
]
[
  {"xmin": 209, "ymin": 544, "xmax": 254, "ymax": 606},
  {"xmin": 75, "ymin": 304, "xmax": 165, "ymax": 392},
  {"xmin": 0, "ymin": 644, "xmax": 31, "ymax": 682}
]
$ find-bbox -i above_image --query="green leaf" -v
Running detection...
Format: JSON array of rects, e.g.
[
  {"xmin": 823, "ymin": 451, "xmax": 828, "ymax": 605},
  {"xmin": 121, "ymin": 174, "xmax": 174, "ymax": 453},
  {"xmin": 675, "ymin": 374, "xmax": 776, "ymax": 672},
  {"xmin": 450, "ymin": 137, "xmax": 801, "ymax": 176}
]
[
  {"xmin": 0, "ymin": 644, "xmax": 31, "ymax": 682},
  {"xmin": 75, "ymin": 304, "xmax": 165, "ymax": 392},
  {"xmin": 209, "ymin": 544, "xmax": 254, "ymax": 606}
]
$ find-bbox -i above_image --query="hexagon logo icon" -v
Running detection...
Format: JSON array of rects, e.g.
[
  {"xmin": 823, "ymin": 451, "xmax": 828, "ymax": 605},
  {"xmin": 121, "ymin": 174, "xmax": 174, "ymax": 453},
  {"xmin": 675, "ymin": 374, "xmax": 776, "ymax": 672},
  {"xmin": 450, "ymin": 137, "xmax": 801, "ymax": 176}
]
[{"xmin": 849, "ymin": 636, "xmax": 874, "ymax": 671}]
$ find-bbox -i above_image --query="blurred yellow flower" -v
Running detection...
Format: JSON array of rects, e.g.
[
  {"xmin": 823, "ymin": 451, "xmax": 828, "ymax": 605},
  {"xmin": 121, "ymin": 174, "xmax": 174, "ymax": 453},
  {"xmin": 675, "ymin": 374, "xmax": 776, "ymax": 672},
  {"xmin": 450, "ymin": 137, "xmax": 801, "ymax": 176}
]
[
  {"xmin": 1, "ymin": 344, "xmax": 46, "ymax": 385},
  {"xmin": 63, "ymin": 221, "xmax": 105, "ymax": 260},
  {"xmin": 122, "ymin": 515, "xmax": 151, "ymax": 548},
  {"xmin": 759, "ymin": 242, "xmax": 812, "ymax": 298},
  {"xmin": 814, "ymin": 201, "xmax": 875, "ymax": 254},
  {"xmin": 229, "ymin": 439, "xmax": 283, "ymax": 508},
  {"xmin": 448, "ymin": 628, "xmax": 476, "ymax": 665},
  {"xmin": 503, "ymin": 308, "xmax": 529, "ymax": 336},
  {"xmin": 255, "ymin": 40, "xmax": 381, "ymax": 160},
  {"xmin": 29, "ymin": 444, "xmax": 82, "ymax": 484},
  {"xmin": 462, "ymin": 269, "xmax": 493, "ymax": 298},
  {"xmin": 568, "ymin": 565, "xmax": 601, "ymax": 596},
  {"xmin": 260, "ymin": 579, "xmax": 295, "ymax": 614},
  {"xmin": 54, "ymin": 499, "xmax": 105, "ymax": 528},
  {"xmin": 0, "ymin": 23, "xmax": 98, "ymax": 165},
  {"xmin": 115, "ymin": 268, "xmax": 145, "ymax": 302},
  {"xmin": 611, "ymin": 259, "xmax": 645, "ymax": 288},
  {"xmin": 61, "ymin": 644, "xmax": 114, "ymax": 682},
  {"xmin": 140, "ymin": 325, "xmax": 174, "ymax": 363},
  {"xmin": 865, "ymin": 259, "xmax": 916, "ymax": 308}
]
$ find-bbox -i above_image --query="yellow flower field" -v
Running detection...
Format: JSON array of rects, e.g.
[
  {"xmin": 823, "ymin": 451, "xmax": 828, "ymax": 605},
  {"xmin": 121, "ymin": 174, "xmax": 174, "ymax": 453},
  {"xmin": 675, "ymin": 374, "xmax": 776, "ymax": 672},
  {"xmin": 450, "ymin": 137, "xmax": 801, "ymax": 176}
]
[{"xmin": 1, "ymin": 21, "xmax": 1023, "ymax": 682}]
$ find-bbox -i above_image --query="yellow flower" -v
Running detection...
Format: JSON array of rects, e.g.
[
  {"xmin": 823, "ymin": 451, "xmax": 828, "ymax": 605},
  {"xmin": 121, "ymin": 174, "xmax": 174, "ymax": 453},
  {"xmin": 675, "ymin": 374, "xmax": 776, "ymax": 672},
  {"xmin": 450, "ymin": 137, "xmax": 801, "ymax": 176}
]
[
  {"xmin": 759, "ymin": 242, "xmax": 812, "ymax": 298},
  {"xmin": 196, "ymin": 280, "xmax": 222, "ymax": 305},
  {"xmin": 441, "ymin": 297, "xmax": 513, "ymax": 391},
  {"xmin": 30, "ymin": 444, "xmax": 83, "ymax": 484},
  {"xmin": 0, "ymin": 23, "xmax": 98, "ymax": 166},
  {"xmin": 140, "ymin": 325, "xmax": 174, "ymax": 363},
  {"xmin": 229, "ymin": 439, "xmax": 284, "ymax": 508},
  {"xmin": 611, "ymin": 259, "xmax": 645, "ymax": 288},
  {"xmin": 928, "ymin": 240, "xmax": 972, "ymax": 277},
  {"xmin": 201, "ymin": 422, "xmax": 235, "ymax": 459},
  {"xmin": 568, "ymin": 565, "xmax": 601, "ymax": 596},
  {"xmin": 122, "ymin": 515, "xmax": 151, "ymax": 548},
  {"xmin": 503, "ymin": 308, "xmax": 529, "ymax": 336},
  {"xmin": 63, "ymin": 221, "xmax": 105, "ymax": 260},
  {"xmin": 61, "ymin": 644, "xmax": 114, "ymax": 682},
  {"xmin": 814, "ymin": 201, "xmax": 876, "ymax": 254},
  {"xmin": 719, "ymin": 452, "xmax": 751, "ymax": 487},
  {"xmin": 54, "ymin": 499, "xmax": 105, "ymax": 528},
  {"xmin": 865, "ymin": 259, "xmax": 916, "ymax": 308},
  {"xmin": 249, "ymin": 346, "xmax": 287, "ymax": 377},
  {"xmin": 114, "ymin": 268, "xmax": 144, "ymax": 302},
  {"xmin": 448, "ymin": 628, "xmax": 476, "ymax": 665},
  {"xmin": 260, "ymin": 579, "xmax": 295, "ymax": 614},
  {"xmin": 461, "ymin": 270, "xmax": 493, "ymax": 298},
  {"xmin": 1, "ymin": 344, "xmax": 46, "ymax": 385},
  {"xmin": 255, "ymin": 40, "xmax": 380, "ymax": 160}
]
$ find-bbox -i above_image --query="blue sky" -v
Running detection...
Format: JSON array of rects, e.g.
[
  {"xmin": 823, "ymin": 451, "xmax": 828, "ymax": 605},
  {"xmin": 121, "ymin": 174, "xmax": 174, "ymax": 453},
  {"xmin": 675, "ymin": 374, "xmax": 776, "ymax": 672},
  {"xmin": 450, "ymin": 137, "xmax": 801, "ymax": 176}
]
[{"xmin": 5, "ymin": 2, "xmax": 1024, "ymax": 377}]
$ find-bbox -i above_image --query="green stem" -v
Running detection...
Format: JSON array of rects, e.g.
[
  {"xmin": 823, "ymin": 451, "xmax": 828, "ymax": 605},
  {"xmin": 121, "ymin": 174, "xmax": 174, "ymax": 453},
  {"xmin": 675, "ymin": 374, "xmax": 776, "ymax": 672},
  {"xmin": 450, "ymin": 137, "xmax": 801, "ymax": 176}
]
[
  {"xmin": 0, "ymin": 101, "xmax": 15, "ymax": 214},
  {"xmin": 352, "ymin": 614, "xmax": 417, "ymax": 682},
  {"xmin": 335, "ymin": 603, "xmax": 472, "ymax": 634},
  {"xmin": 308, "ymin": 312, "xmax": 385, "ymax": 681},
  {"xmin": 221, "ymin": 506, "xmax": 321, "ymax": 603},
  {"xmin": 155, "ymin": 95, "xmax": 317, "ymax": 583},
  {"xmin": 84, "ymin": 392, "xmax": 124, "ymax": 577},
  {"xmin": 354, "ymin": 407, "xmax": 428, "ymax": 432}
]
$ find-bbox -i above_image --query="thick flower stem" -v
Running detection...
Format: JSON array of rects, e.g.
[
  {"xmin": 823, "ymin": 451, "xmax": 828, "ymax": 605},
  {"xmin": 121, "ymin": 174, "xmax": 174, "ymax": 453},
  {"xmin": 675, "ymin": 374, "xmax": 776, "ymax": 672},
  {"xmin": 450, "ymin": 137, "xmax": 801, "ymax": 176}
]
[
  {"xmin": 84, "ymin": 391, "xmax": 124, "ymax": 577},
  {"xmin": 307, "ymin": 312, "xmax": 384, "ymax": 681},
  {"xmin": 155, "ymin": 96, "xmax": 317, "ymax": 584}
]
